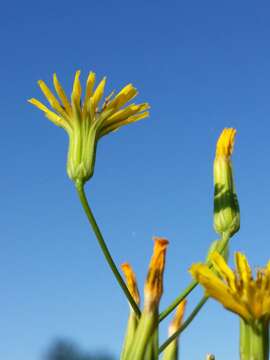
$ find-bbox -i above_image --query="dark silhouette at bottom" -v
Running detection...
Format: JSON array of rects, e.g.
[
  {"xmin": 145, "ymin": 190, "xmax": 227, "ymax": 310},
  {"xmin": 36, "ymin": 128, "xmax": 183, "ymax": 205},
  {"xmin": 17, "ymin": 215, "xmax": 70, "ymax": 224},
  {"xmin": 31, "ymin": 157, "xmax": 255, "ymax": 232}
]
[{"xmin": 45, "ymin": 339, "xmax": 115, "ymax": 360}]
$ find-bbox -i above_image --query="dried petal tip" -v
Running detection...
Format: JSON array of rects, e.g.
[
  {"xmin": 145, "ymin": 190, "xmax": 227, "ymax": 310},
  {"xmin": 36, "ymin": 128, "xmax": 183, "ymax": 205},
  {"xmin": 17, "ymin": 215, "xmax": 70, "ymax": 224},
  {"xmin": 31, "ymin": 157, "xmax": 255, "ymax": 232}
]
[
  {"xmin": 216, "ymin": 128, "xmax": 236, "ymax": 158},
  {"xmin": 121, "ymin": 262, "xmax": 140, "ymax": 305},
  {"xmin": 169, "ymin": 299, "xmax": 187, "ymax": 336},
  {"xmin": 144, "ymin": 237, "xmax": 169, "ymax": 312}
]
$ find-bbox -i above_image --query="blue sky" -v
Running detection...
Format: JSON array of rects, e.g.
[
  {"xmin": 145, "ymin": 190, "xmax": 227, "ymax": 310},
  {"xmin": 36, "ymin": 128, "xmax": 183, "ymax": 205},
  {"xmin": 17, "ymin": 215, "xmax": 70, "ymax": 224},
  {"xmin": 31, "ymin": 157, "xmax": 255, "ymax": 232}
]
[{"xmin": 1, "ymin": 0, "xmax": 270, "ymax": 359}]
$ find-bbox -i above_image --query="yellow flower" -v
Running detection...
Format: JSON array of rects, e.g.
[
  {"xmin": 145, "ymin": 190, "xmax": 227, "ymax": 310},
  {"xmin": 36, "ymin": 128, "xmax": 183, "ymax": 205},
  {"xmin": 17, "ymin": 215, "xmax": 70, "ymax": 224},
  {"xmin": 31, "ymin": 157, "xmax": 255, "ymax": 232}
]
[
  {"xmin": 121, "ymin": 262, "xmax": 140, "ymax": 307},
  {"xmin": 190, "ymin": 251, "xmax": 270, "ymax": 322},
  {"xmin": 144, "ymin": 237, "xmax": 169, "ymax": 312},
  {"xmin": 29, "ymin": 71, "xmax": 149, "ymax": 185},
  {"xmin": 213, "ymin": 128, "xmax": 240, "ymax": 236}
]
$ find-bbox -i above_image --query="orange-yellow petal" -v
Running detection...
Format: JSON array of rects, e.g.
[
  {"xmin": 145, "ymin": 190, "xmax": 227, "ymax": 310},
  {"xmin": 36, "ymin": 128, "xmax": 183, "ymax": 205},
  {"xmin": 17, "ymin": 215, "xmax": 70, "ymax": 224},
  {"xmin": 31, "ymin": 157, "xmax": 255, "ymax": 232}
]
[
  {"xmin": 169, "ymin": 299, "xmax": 187, "ymax": 336},
  {"xmin": 121, "ymin": 262, "xmax": 140, "ymax": 305},
  {"xmin": 144, "ymin": 237, "xmax": 169, "ymax": 311}
]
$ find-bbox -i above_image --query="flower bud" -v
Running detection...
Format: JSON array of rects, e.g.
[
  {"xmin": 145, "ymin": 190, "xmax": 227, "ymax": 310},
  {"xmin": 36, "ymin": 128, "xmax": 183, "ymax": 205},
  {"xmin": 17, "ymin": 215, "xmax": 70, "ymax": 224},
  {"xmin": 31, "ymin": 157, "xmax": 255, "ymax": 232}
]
[{"xmin": 213, "ymin": 128, "xmax": 240, "ymax": 237}]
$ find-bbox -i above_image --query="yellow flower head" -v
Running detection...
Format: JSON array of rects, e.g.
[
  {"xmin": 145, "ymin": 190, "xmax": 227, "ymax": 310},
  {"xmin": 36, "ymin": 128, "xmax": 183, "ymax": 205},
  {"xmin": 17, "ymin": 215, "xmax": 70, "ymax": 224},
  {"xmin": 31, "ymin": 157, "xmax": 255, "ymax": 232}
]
[
  {"xmin": 213, "ymin": 128, "xmax": 240, "ymax": 236},
  {"xmin": 121, "ymin": 262, "xmax": 140, "ymax": 306},
  {"xmin": 216, "ymin": 128, "xmax": 236, "ymax": 158},
  {"xmin": 29, "ymin": 71, "xmax": 149, "ymax": 184},
  {"xmin": 190, "ymin": 252, "xmax": 270, "ymax": 322},
  {"xmin": 144, "ymin": 237, "xmax": 169, "ymax": 312},
  {"xmin": 168, "ymin": 299, "xmax": 187, "ymax": 336}
]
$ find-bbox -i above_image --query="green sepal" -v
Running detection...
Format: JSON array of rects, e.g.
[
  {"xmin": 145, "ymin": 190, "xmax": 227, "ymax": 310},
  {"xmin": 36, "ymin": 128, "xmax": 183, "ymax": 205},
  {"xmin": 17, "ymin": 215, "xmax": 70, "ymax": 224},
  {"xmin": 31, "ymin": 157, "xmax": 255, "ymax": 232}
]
[
  {"xmin": 121, "ymin": 312, "xmax": 139, "ymax": 360},
  {"xmin": 213, "ymin": 157, "xmax": 240, "ymax": 237},
  {"xmin": 240, "ymin": 318, "xmax": 269, "ymax": 360},
  {"xmin": 127, "ymin": 310, "xmax": 158, "ymax": 360},
  {"xmin": 162, "ymin": 339, "xmax": 178, "ymax": 360}
]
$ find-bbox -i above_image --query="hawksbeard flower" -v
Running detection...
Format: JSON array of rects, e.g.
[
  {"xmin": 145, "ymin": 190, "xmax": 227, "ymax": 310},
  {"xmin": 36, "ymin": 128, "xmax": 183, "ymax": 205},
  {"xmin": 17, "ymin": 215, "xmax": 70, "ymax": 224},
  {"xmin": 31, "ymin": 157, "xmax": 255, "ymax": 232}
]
[
  {"xmin": 213, "ymin": 128, "xmax": 240, "ymax": 237},
  {"xmin": 190, "ymin": 252, "xmax": 270, "ymax": 359},
  {"xmin": 29, "ymin": 71, "xmax": 149, "ymax": 185},
  {"xmin": 190, "ymin": 251, "xmax": 270, "ymax": 322}
]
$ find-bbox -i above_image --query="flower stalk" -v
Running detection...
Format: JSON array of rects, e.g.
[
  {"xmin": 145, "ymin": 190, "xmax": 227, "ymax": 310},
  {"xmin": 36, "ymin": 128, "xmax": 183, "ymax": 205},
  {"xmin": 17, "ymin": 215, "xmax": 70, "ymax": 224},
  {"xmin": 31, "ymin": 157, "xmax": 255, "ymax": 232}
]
[
  {"xmin": 159, "ymin": 296, "xmax": 208, "ymax": 354},
  {"xmin": 76, "ymin": 181, "xmax": 141, "ymax": 317}
]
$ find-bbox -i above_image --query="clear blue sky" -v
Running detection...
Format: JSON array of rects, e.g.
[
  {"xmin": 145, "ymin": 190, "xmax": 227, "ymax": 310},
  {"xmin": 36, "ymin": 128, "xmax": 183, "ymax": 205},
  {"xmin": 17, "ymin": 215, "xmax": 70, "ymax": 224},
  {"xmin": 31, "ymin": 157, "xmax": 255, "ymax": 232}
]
[{"xmin": 1, "ymin": 1, "xmax": 270, "ymax": 359}]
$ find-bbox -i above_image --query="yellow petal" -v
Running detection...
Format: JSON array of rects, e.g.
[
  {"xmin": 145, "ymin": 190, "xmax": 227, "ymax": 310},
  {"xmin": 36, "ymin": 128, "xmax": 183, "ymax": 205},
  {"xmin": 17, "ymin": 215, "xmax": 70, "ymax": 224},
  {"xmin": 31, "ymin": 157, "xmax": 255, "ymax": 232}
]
[
  {"xmin": 235, "ymin": 252, "xmax": 252, "ymax": 284},
  {"xmin": 91, "ymin": 77, "xmax": 107, "ymax": 110},
  {"xmin": 28, "ymin": 98, "xmax": 64, "ymax": 127},
  {"xmin": 99, "ymin": 111, "xmax": 149, "ymax": 138},
  {"xmin": 216, "ymin": 128, "xmax": 237, "ymax": 158},
  {"xmin": 104, "ymin": 103, "xmax": 150, "ymax": 125},
  {"xmin": 211, "ymin": 252, "xmax": 237, "ymax": 291},
  {"xmin": 190, "ymin": 263, "xmax": 250, "ymax": 320},
  {"xmin": 53, "ymin": 73, "xmax": 72, "ymax": 115},
  {"xmin": 71, "ymin": 70, "xmax": 82, "ymax": 107},
  {"xmin": 82, "ymin": 71, "xmax": 96, "ymax": 115},
  {"xmin": 107, "ymin": 84, "xmax": 138, "ymax": 110},
  {"xmin": 38, "ymin": 80, "xmax": 67, "ymax": 117},
  {"xmin": 85, "ymin": 71, "xmax": 96, "ymax": 100}
]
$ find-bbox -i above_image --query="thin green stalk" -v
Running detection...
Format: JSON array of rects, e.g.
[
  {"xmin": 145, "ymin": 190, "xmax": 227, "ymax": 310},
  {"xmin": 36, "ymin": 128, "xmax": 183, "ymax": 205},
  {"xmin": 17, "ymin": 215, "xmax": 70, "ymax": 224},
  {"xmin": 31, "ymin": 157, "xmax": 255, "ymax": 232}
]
[
  {"xmin": 75, "ymin": 181, "xmax": 141, "ymax": 318},
  {"xmin": 159, "ymin": 232, "xmax": 230, "ymax": 322},
  {"xmin": 159, "ymin": 296, "xmax": 208, "ymax": 354},
  {"xmin": 159, "ymin": 280, "xmax": 198, "ymax": 322}
]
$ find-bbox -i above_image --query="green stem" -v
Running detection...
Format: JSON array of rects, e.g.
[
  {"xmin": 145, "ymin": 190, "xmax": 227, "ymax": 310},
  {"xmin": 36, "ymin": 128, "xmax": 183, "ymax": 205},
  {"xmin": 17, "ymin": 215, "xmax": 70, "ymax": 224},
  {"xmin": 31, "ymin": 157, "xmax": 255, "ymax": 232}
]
[
  {"xmin": 159, "ymin": 296, "xmax": 208, "ymax": 354},
  {"xmin": 75, "ymin": 181, "xmax": 141, "ymax": 318},
  {"xmin": 159, "ymin": 232, "xmax": 230, "ymax": 322},
  {"xmin": 159, "ymin": 280, "xmax": 198, "ymax": 322}
]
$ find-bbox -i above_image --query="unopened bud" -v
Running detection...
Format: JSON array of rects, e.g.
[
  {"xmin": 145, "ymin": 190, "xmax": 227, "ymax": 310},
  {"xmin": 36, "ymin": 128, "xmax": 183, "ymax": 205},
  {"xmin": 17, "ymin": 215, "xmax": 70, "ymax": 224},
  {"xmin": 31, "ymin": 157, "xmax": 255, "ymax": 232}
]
[{"xmin": 213, "ymin": 128, "xmax": 240, "ymax": 237}]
